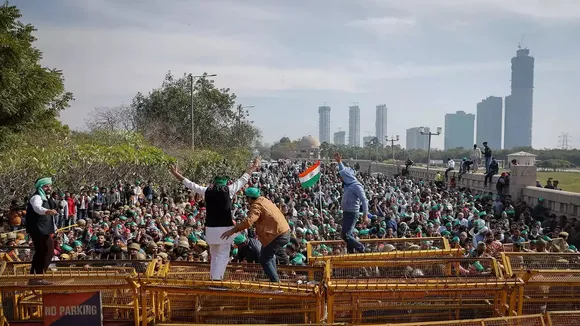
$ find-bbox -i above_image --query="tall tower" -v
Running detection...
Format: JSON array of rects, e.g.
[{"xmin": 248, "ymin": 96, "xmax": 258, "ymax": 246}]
[
  {"xmin": 375, "ymin": 104, "xmax": 388, "ymax": 145},
  {"xmin": 444, "ymin": 111, "xmax": 475, "ymax": 150},
  {"xmin": 476, "ymin": 96, "xmax": 503, "ymax": 149},
  {"xmin": 348, "ymin": 105, "xmax": 360, "ymax": 147},
  {"xmin": 504, "ymin": 47, "xmax": 534, "ymax": 149},
  {"xmin": 318, "ymin": 105, "xmax": 331, "ymax": 144}
]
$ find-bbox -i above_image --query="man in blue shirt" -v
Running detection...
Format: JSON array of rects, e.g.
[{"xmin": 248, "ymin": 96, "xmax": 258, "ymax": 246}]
[{"xmin": 334, "ymin": 153, "xmax": 369, "ymax": 253}]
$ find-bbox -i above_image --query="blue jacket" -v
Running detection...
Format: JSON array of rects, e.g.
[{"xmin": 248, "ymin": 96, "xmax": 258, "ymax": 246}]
[{"xmin": 338, "ymin": 162, "xmax": 368, "ymax": 215}]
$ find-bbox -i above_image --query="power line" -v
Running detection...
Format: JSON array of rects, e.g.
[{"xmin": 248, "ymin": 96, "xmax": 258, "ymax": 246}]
[{"xmin": 558, "ymin": 132, "xmax": 572, "ymax": 150}]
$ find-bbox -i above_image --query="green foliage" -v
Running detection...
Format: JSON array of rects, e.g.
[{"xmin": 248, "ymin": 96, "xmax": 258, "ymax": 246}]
[
  {"xmin": 0, "ymin": 3, "xmax": 73, "ymax": 143},
  {"xmin": 132, "ymin": 72, "xmax": 260, "ymax": 150}
]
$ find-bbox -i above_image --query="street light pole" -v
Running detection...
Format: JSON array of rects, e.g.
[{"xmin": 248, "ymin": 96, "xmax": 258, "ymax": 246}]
[
  {"xmin": 385, "ymin": 135, "xmax": 400, "ymax": 173},
  {"xmin": 190, "ymin": 73, "xmax": 217, "ymax": 151},
  {"xmin": 419, "ymin": 127, "xmax": 442, "ymax": 180}
]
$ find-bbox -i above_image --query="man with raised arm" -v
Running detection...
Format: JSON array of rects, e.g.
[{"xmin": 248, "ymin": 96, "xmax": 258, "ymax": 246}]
[
  {"xmin": 333, "ymin": 153, "xmax": 369, "ymax": 253},
  {"xmin": 169, "ymin": 157, "xmax": 261, "ymax": 281}
]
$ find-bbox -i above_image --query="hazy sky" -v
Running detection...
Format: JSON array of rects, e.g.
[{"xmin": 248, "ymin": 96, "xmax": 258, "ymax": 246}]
[{"xmin": 14, "ymin": 0, "xmax": 580, "ymax": 149}]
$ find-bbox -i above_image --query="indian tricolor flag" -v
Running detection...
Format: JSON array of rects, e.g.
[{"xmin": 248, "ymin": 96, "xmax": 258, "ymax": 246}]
[{"xmin": 299, "ymin": 161, "xmax": 321, "ymax": 188}]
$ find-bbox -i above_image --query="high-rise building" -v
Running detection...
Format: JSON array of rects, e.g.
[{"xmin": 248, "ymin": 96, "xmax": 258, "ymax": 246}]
[
  {"xmin": 476, "ymin": 96, "xmax": 503, "ymax": 149},
  {"xmin": 318, "ymin": 106, "xmax": 331, "ymax": 144},
  {"xmin": 375, "ymin": 104, "xmax": 387, "ymax": 145},
  {"xmin": 444, "ymin": 111, "xmax": 475, "ymax": 150},
  {"xmin": 406, "ymin": 127, "xmax": 429, "ymax": 151},
  {"xmin": 348, "ymin": 105, "xmax": 360, "ymax": 147},
  {"xmin": 504, "ymin": 47, "xmax": 534, "ymax": 149},
  {"xmin": 333, "ymin": 131, "xmax": 346, "ymax": 145}
]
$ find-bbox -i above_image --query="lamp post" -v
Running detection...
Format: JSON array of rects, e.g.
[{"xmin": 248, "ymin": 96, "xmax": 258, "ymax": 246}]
[
  {"xmin": 419, "ymin": 127, "xmax": 442, "ymax": 180},
  {"xmin": 385, "ymin": 134, "xmax": 400, "ymax": 172},
  {"xmin": 190, "ymin": 73, "xmax": 217, "ymax": 151}
]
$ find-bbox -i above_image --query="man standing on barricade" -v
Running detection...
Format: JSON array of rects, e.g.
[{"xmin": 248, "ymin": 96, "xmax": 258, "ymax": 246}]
[
  {"xmin": 26, "ymin": 177, "xmax": 59, "ymax": 285},
  {"xmin": 220, "ymin": 187, "xmax": 290, "ymax": 282},
  {"xmin": 334, "ymin": 153, "xmax": 369, "ymax": 253},
  {"xmin": 169, "ymin": 157, "xmax": 261, "ymax": 281}
]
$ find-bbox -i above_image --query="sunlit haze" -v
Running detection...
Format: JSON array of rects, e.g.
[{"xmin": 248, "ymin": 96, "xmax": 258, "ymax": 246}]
[{"xmin": 14, "ymin": 0, "xmax": 580, "ymax": 149}]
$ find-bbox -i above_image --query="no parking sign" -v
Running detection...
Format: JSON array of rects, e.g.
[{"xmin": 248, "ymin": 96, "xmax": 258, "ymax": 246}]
[{"xmin": 43, "ymin": 292, "xmax": 103, "ymax": 326}]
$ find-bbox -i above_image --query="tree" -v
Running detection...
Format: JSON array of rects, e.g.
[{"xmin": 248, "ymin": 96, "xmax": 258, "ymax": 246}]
[
  {"xmin": 0, "ymin": 3, "xmax": 73, "ymax": 143},
  {"xmin": 85, "ymin": 105, "xmax": 136, "ymax": 133},
  {"xmin": 538, "ymin": 159, "xmax": 575, "ymax": 172},
  {"xmin": 132, "ymin": 72, "xmax": 260, "ymax": 150}
]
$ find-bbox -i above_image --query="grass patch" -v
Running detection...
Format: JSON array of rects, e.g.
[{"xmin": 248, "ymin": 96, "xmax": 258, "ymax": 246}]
[{"xmin": 537, "ymin": 171, "xmax": 580, "ymax": 193}]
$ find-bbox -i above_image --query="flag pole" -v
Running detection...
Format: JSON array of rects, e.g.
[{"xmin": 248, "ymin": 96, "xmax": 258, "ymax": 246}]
[{"xmin": 318, "ymin": 160, "xmax": 323, "ymax": 214}]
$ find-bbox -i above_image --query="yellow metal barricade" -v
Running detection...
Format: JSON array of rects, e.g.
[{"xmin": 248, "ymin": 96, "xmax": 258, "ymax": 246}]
[
  {"xmin": 0, "ymin": 262, "xmax": 143, "ymax": 326},
  {"xmin": 141, "ymin": 262, "xmax": 325, "ymax": 325},
  {"xmin": 325, "ymin": 257, "xmax": 521, "ymax": 324},
  {"xmin": 546, "ymin": 311, "xmax": 580, "ymax": 326},
  {"xmin": 360, "ymin": 314, "xmax": 545, "ymax": 325},
  {"xmin": 502, "ymin": 252, "xmax": 580, "ymax": 315},
  {"xmin": 307, "ymin": 237, "xmax": 451, "ymax": 262}
]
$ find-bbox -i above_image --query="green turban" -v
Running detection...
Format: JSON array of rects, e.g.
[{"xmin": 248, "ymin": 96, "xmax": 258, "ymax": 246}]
[
  {"xmin": 233, "ymin": 234, "xmax": 247, "ymax": 245},
  {"xmin": 61, "ymin": 244, "xmax": 73, "ymax": 252},
  {"xmin": 245, "ymin": 187, "xmax": 261, "ymax": 199},
  {"xmin": 472, "ymin": 261, "xmax": 485, "ymax": 272},
  {"xmin": 213, "ymin": 176, "xmax": 228, "ymax": 186},
  {"xmin": 34, "ymin": 177, "xmax": 53, "ymax": 201}
]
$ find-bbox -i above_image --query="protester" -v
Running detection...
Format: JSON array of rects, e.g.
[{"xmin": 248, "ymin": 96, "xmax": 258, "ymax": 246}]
[
  {"xmin": 26, "ymin": 177, "xmax": 59, "ymax": 284},
  {"xmin": 221, "ymin": 187, "xmax": 290, "ymax": 282},
  {"xmin": 168, "ymin": 156, "xmax": 261, "ymax": 280}
]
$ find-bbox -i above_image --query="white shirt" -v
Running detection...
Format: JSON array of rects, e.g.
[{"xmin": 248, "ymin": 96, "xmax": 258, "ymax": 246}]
[
  {"xmin": 30, "ymin": 194, "xmax": 48, "ymax": 215},
  {"xmin": 447, "ymin": 160, "xmax": 455, "ymax": 169},
  {"xmin": 472, "ymin": 148, "xmax": 482, "ymax": 160},
  {"xmin": 182, "ymin": 173, "xmax": 250, "ymax": 199}
]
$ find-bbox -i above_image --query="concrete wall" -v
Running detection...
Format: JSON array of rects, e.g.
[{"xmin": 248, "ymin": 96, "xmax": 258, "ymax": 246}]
[{"xmin": 347, "ymin": 160, "xmax": 580, "ymax": 218}]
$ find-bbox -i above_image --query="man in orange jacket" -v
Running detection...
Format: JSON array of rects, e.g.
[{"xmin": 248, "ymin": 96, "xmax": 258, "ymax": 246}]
[{"xmin": 221, "ymin": 187, "xmax": 290, "ymax": 282}]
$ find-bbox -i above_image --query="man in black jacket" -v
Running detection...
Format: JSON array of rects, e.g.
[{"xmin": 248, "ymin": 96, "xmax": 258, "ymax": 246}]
[
  {"xmin": 483, "ymin": 142, "xmax": 492, "ymax": 173},
  {"xmin": 169, "ymin": 157, "xmax": 261, "ymax": 280},
  {"xmin": 26, "ymin": 177, "xmax": 58, "ymax": 284}
]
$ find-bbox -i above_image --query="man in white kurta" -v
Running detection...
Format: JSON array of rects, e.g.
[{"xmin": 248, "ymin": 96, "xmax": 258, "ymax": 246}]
[{"xmin": 169, "ymin": 157, "xmax": 261, "ymax": 280}]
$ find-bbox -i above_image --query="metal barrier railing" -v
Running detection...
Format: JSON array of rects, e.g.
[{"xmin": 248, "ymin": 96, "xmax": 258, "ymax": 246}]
[
  {"xmin": 324, "ymin": 257, "xmax": 521, "ymax": 323},
  {"xmin": 306, "ymin": 237, "xmax": 451, "ymax": 263},
  {"xmin": 1, "ymin": 256, "xmax": 579, "ymax": 325}
]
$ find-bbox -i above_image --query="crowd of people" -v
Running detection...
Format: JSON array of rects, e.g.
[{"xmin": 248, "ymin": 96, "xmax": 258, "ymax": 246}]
[{"xmin": 1, "ymin": 153, "xmax": 579, "ymax": 279}]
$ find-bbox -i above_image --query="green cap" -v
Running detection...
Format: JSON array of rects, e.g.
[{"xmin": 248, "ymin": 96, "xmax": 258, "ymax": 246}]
[
  {"xmin": 359, "ymin": 229, "xmax": 369, "ymax": 236},
  {"xmin": 62, "ymin": 244, "xmax": 73, "ymax": 252},
  {"xmin": 472, "ymin": 261, "xmax": 485, "ymax": 272},
  {"xmin": 73, "ymin": 241, "xmax": 82, "ymax": 247},
  {"xmin": 245, "ymin": 187, "xmax": 261, "ymax": 198},
  {"xmin": 451, "ymin": 236, "xmax": 460, "ymax": 243},
  {"xmin": 233, "ymin": 234, "xmax": 247, "ymax": 245}
]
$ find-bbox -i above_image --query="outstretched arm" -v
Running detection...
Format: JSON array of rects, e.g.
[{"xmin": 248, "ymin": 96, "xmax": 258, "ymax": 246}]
[
  {"xmin": 228, "ymin": 156, "xmax": 262, "ymax": 198},
  {"xmin": 169, "ymin": 163, "xmax": 207, "ymax": 196}
]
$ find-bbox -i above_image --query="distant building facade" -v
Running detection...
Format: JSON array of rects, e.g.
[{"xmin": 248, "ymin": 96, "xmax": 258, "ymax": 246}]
[
  {"xmin": 406, "ymin": 127, "xmax": 429, "ymax": 151},
  {"xmin": 444, "ymin": 111, "xmax": 475, "ymax": 150},
  {"xmin": 318, "ymin": 106, "xmax": 331, "ymax": 144},
  {"xmin": 293, "ymin": 136, "xmax": 320, "ymax": 159},
  {"xmin": 333, "ymin": 131, "xmax": 346, "ymax": 145},
  {"xmin": 504, "ymin": 48, "xmax": 534, "ymax": 149},
  {"xmin": 375, "ymin": 104, "xmax": 387, "ymax": 145},
  {"xmin": 348, "ymin": 105, "xmax": 360, "ymax": 147},
  {"xmin": 476, "ymin": 96, "xmax": 503, "ymax": 149}
]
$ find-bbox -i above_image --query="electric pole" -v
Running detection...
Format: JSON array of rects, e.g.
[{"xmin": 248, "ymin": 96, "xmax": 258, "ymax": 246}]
[{"xmin": 559, "ymin": 133, "xmax": 571, "ymax": 150}]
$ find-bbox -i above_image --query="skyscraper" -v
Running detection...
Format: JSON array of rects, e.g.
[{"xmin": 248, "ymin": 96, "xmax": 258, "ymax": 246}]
[
  {"xmin": 504, "ymin": 47, "xmax": 534, "ymax": 149},
  {"xmin": 444, "ymin": 111, "xmax": 475, "ymax": 150},
  {"xmin": 406, "ymin": 127, "xmax": 429, "ymax": 151},
  {"xmin": 348, "ymin": 105, "xmax": 360, "ymax": 147},
  {"xmin": 333, "ymin": 131, "xmax": 346, "ymax": 145},
  {"xmin": 318, "ymin": 106, "xmax": 331, "ymax": 144},
  {"xmin": 375, "ymin": 104, "xmax": 387, "ymax": 145},
  {"xmin": 476, "ymin": 96, "xmax": 503, "ymax": 149}
]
